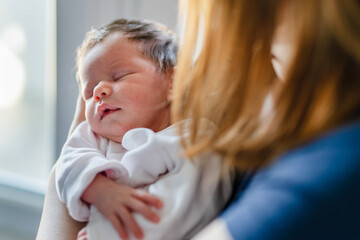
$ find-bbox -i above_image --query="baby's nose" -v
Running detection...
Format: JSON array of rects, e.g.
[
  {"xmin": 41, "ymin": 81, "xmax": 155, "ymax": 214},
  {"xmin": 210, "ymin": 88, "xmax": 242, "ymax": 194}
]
[{"xmin": 93, "ymin": 82, "xmax": 111, "ymax": 101}]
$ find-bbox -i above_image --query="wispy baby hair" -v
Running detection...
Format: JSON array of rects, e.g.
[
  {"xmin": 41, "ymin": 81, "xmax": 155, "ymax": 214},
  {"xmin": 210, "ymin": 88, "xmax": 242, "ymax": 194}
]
[{"xmin": 76, "ymin": 18, "xmax": 178, "ymax": 73}]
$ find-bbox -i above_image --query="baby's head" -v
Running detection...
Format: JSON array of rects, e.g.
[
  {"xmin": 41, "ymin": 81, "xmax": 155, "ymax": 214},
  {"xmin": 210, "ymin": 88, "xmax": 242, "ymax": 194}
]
[
  {"xmin": 76, "ymin": 19, "xmax": 178, "ymax": 143},
  {"xmin": 76, "ymin": 19, "xmax": 177, "ymax": 75}
]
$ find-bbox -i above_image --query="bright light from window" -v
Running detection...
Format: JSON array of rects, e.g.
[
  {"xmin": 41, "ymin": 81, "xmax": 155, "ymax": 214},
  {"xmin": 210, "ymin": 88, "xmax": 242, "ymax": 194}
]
[
  {"xmin": 2, "ymin": 23, "xmax": 26, "ymax": 53},
  {"xmin": 0, "ymin": 39, "xmax": 25, "ymax": 108},
  {"xmin": 0, "ymin": 0, "xmax": 55, "ymax": 184}
]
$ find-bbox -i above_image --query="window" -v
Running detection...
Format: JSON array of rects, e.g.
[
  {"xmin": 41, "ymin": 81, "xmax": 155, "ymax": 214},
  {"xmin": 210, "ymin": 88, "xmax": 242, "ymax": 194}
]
[
  {"xmin": 0, "ymin": 0, "xmax": 55, "ymax": 238},
  {"xmin": 0, "ymin": 0, "xmax": 56, "ymax": 183}
]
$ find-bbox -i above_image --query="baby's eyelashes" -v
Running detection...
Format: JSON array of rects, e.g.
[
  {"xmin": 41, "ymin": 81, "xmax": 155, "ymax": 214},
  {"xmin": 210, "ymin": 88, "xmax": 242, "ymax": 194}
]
[{"xmin": 112, "ymin": 72, "xmax": 136, "ymax": 81}]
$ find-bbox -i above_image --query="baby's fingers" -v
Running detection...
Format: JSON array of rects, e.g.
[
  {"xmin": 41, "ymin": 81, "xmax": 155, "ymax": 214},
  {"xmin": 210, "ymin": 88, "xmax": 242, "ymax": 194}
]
[
  {"xmin": 128, "ymin": 197, "xmax": 161, "ymax": 223},
  {"xmin": 77, "ymin": 227, "xmax": 88, "ymax": 240},
  {"xmin": 133, "ymin": 189, "xmax": 163, "ymax": 209},
  {"xmin": 109, "ymin": 215, "xmax": 129, "ymax": 240},
  {"xmin": 119, "ymin": 207, "xmax": 144, "ymax": 239}
]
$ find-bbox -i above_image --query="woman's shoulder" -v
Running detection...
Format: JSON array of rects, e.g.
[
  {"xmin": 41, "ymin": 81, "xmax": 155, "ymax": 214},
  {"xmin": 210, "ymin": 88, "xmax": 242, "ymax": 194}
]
[
  {"xmin": 280, "ymin": 119, "xmax": 360, "ymax": 163},
  {"xmin": 221, "ymin": 120, "xmax": 360, "ymax": 239},
  {"xmin": 257, "ymin": 119, "xmax": 360, "ymax": 195}
]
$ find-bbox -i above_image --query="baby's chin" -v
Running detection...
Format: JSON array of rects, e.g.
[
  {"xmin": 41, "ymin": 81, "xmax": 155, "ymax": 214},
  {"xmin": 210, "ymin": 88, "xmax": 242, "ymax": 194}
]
[
  {"xmin": 94, "ymin": 130, "xmax": 124, "ymax": 144},
  {"xmin": 93, "ymin": 124, "xmax": 131, "ymax": 143},
  {"xmin": 106, "ymin": 134, "xmax": 124, "ymax": 144}
]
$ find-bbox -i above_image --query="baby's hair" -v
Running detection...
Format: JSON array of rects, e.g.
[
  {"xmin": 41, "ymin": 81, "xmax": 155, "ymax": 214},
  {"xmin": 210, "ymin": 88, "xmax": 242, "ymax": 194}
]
[{"xmin": 76, "ymin": 18, "xmax": 178, "ymax": 73}]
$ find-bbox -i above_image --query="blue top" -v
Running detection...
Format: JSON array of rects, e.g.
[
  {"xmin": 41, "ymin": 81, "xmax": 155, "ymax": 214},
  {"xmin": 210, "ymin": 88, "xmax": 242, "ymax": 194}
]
[{"xmin": 221, "ymin": 120, "xmax": 360, "ymax": 240}]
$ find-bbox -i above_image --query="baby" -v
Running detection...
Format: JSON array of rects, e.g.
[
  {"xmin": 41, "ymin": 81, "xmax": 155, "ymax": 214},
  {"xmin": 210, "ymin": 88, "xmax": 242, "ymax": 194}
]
[{"xmin": 55, "ymin": 19, "xmax": 232, "ymax": 240}]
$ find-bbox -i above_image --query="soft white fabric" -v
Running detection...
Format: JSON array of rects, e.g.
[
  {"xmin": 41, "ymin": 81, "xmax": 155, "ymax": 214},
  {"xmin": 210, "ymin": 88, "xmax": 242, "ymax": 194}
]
[
  {"xmin": 55, "ymin": 120, "xmax": 233, "ymax": 240},
  {"xmin": 192, "ymin": 219, "xmax": 234, "ymax": 240}
]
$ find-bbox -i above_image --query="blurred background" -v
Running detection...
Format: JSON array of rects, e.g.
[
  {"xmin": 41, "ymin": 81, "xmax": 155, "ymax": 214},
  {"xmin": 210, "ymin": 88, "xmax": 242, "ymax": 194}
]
[{"xmin": 0, "ymin": 0, "xmax": 178, "ymax": 239}]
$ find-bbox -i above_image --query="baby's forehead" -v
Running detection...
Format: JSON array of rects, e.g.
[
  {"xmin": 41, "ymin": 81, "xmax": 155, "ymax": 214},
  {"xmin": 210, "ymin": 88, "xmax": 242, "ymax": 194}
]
[
  {"xmin": 88, "ymin": 34, "xmax": 150, "ymax": 61},
  {"xmin": 79, "ymin": 41, "xmax": 162, "ymax": 80}
]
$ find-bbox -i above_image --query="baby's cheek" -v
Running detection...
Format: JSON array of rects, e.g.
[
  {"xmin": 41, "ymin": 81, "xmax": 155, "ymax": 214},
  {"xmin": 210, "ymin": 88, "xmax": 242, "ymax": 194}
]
[{"xmin": 85, "ymin": 102, "xmax": 96, "ymax": 121}]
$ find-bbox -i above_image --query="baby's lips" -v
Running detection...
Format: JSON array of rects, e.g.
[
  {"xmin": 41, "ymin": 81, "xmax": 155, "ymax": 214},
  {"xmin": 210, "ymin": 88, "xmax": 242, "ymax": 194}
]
[{"xmin": 97, "ymin": 103, "xmax": 121, "ymax": 119}]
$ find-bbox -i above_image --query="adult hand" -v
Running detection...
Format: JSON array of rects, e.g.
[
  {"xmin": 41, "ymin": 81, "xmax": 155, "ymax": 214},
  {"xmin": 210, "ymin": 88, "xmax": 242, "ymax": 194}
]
[
  {"xmin": 68, "ymin": 81, "xmax": 86, "ymax": 137},
  {"xmin": 82, "ymin": 174, "xmax": 163, "ymax": 240}
]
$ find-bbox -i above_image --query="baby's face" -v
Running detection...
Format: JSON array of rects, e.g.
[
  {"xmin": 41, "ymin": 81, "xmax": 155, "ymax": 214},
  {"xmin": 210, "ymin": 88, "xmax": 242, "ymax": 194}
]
[{"xmin": 78, "ymin": 33, "xmax": 172, "ymax": 143}]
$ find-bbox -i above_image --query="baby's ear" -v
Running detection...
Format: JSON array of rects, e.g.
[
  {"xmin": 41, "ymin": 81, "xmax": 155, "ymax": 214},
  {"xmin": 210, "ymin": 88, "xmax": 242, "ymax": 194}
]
[
  {"xmin": 166, "ymin": 67, "xmax": 175, "ymax": 101},
  {"xmin": 166, "ymin": 66, "xmax": 176, "ymax": 80}
]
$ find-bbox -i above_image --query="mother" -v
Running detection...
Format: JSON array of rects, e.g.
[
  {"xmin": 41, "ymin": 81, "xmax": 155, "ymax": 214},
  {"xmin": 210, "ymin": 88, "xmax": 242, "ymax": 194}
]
[{"xmin": 38, "ymin": 0, "xmax": 360, "ymax": 239}]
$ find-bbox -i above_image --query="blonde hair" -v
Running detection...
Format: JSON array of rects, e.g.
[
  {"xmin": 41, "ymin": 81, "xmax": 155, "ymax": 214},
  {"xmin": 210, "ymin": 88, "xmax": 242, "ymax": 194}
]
[{"xmin": 172, "ymin": 0, "xmax": 360, "ymax": 171}]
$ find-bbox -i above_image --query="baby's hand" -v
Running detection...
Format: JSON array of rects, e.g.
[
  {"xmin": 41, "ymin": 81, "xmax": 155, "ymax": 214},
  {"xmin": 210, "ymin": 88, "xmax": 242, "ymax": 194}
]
[
  {"xmin": 77, "ymin": 227, "xmax": 88, "ymax": 240},
  {"xmin": 82, "ymin": 174, "xmax": 163, "ymax": 240}
]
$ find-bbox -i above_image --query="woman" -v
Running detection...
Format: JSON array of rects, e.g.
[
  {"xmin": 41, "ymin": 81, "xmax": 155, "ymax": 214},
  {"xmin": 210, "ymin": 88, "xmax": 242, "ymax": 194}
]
[
  {"xmin": 174, "ymin": 0, "xmax": 360, "ymax": 239},
  {"xmin": 37, "ymin": 0, "xmax": 360, "ymax": 239}
]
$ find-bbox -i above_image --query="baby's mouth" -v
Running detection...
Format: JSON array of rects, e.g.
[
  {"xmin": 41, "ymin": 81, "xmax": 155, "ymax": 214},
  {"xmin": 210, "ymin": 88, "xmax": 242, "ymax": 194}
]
[{"xmin": 97, "ymin": 104, "xmax": 121, "ymax": 120}]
